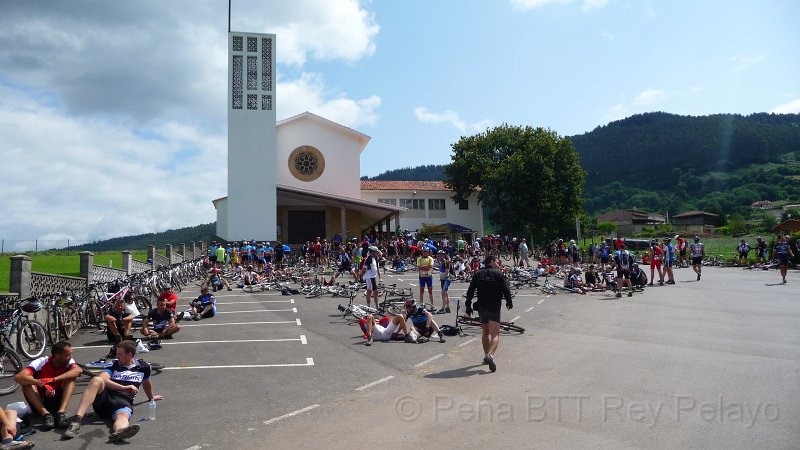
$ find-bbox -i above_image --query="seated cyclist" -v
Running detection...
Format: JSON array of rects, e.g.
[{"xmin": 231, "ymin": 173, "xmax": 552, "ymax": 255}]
[
  {"xmin": 403, "ymin": 299, "xmax": 446, "ymax": 343},
  {"xmin": 104, "ymin": 299, "xmax": 134, "ymax": 343},
  {"xmin": 630, "ymin": 264, "xmax": 648, "ymax": 289},
  {"xmin": 564, "ymin": 267, "xmax": 587, "ymax": 294},
  {"xmin": 360, "ymin": 314, "xmax": 418, "ymax": 346},
  {"xmin": 583, "ymin": 265, "xmax": 604, "ymax": 291},
  {"xmin": 141, "ymin": 298, "xmax": 180, "ymax": 339},
  {"xmin": 188, "ymin": 285, "xmax": 217, "ymax": 321}
]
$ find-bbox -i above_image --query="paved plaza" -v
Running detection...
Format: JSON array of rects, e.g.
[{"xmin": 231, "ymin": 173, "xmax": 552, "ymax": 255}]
[{"xmin": 6, "ymin": 265, "xmax": 799, "ymax": 449}]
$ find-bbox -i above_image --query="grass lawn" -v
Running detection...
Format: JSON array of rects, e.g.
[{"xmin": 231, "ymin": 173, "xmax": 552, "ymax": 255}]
[{"xmin": 0, "ymin": 251, "xmax": 149, "ymax": 292}]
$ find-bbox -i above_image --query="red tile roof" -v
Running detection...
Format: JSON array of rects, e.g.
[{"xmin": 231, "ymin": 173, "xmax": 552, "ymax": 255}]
[{"xmin": 360, "ymin": 181, "xmax": 450, "ymax": 191}]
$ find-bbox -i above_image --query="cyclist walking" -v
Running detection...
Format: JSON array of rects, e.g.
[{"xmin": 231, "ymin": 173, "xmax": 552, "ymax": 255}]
[
  {"xmin": 774, "ymin": 235, "xmax": 795, "ymax": 283},
  {"xmin": 464, "ymin": 255, "xmax": 513, "ymax": 373},
  {"xmin": 690, "ymin": 235, "xmax": 705, "ymax": 280}
]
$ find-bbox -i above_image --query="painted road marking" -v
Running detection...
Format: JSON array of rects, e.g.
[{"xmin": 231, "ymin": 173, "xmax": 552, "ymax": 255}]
[
  {"xmin": 415, "ymin": 353, "xmax": 444, "ymax": 367},
  {"xmin": 264, "ymin": 404, "xmax": 320, "ymax": 425},
  {"xmin": 458, "ymin": 338, "xmax": 477, "ymax": 347},
  {"xmin": 164, "ymin": 358, "xmax": 315, "ymax": 371},
  {"xmin": 179, "ymin": 320, "xmax": 300, "ymax": 328},
  {"xmin": 525, "ymin": 306, "xmax": 535, "ymax": 312},
  {"xmin": 71, "ymin": 337, "xmax": 307, "ymax": 350},
  {"xmin": 537, "ymin": 299, "xmax": 545, "ymax": 305},
  {"xmin": 216, "ymin": 308, "xmax": 297, "ymax": 314},
  {"xmin": 510, "ymin": 315, "xmax": 522, "ymax": 323},
  {"xmin": 215, "ymin": 299, "xmax": 294, "ymax": 305},
  {"xmin": 355, "ymin": 376, "xmax": 395, "ymax": 391}
]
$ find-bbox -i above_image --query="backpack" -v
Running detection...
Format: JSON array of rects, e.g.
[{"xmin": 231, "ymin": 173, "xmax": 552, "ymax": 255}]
[
  {"xmin": 439, "ymin": 325, "xmax": 461, "ymax": 336},
  {"xmin": 620, "ymin": 251, "xmax": 630, "ymax": 267}
]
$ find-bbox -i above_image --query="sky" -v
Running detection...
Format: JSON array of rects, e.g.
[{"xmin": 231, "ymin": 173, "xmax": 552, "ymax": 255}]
[{"xmin": 1, "ymin": 0, "xmax": 798, "ymax": 247}]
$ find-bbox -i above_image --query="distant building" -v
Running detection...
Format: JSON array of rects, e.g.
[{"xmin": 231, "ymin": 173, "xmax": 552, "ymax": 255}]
[
  {"xmin": 671, "ymin": 210, "xmax": 720, "ymax": 235},
  {"xmin": 360, "ymin": 181, "xmax": 483, "ymax": 241},
  {"xmin": 595, "ymin": 209, "xmax": 666, "ymax": 235},
  {"xmin": 771, "ymin": 219, "xmax": 800, "ymax": 235},
  {"xmin": 751, "ymin": 200, "xmax": 772, "ymax": 209}
]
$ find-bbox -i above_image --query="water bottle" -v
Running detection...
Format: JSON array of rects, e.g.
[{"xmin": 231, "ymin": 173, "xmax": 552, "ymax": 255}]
[{"xmin": 148, "ymin": 399, "xmax": 157, "ymax": 420}]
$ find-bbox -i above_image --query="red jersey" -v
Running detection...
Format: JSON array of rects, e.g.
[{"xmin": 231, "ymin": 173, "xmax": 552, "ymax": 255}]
[
  {"xmin": 26, "ymin": 356, "xmax": 77, "ymax": 392},
  {"xmin": 159, "ymin": 291, "xmax": 179, "ymax": 312}
]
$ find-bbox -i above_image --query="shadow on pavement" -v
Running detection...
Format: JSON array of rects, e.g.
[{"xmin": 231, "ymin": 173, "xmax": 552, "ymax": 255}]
[{"xmin": 423, "ymin": 364, "xmax": 488, "ymax": 379}]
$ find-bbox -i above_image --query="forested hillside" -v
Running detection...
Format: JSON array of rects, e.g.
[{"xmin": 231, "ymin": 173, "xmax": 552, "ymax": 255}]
[
  {"xmin": 67, "ymin": 223, "xmax": 216, "ymax": 251},
  {"xmin": 571, "ymin": 112, "xmax": 800, "ymax": 215},
  {"xmin": 364, "ymin": 112, "xmax": 800, "ymax": 217}
]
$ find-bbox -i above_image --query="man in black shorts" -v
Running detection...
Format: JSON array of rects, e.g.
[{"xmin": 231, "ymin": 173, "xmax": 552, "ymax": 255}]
[
  {"xmin": 63, "ymin": 340, "xmax": 163, "ymax": 442},
  {"xmin": 465, "ymin": 255, "xmax": 513, "ymax": 372}
]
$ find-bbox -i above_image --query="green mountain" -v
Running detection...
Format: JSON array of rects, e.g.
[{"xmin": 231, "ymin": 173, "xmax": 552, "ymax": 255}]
[
  {"xmin": 67, "ymin": 223, "xmax": 217, "ymax": 252},
  {"xmin": 364, "ymin": 112, "xmax": 800, "ymax": 217},
  {"xmin": 571, "ymin": 112, "xmax": 800, "ymax": 215}
]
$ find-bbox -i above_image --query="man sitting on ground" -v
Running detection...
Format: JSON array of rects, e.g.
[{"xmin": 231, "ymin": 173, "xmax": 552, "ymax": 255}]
[
  {"xmin": 583, "ymin": 265, "xmax": 604, "ymax": 291},
  {"xmin": 404, "ymin": 299, "xmax": 446, "ymax": 343},
  {"xmin": 104, "ymin": 299, "xmax": 134, "ymax": 343},
  {"xmin": 15, "ymin": 341, "xmax": 82, "ymax": 430},
  {"xmin": 188, "ymin": 285, "xmax": 217, "ymax": 320},
  {"xmin": 565, "ymin": 267, "xmax": 587, "ymax": 294},
  {"xmin": 361, "ymin": 314, "xmax": 419, "ymax": 346},
  {"xmin": 141, "ymin": 298, "xmax": 180, "ymax": 339},
  {"xmin": 62, "ymin": 341, "xmax": 164, "ymax": 442}
]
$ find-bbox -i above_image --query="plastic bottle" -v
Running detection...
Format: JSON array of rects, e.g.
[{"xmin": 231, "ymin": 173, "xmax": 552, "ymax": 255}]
[{"xmin": 148, "ymin": 399, "xmax": 157, "ymax": 420}]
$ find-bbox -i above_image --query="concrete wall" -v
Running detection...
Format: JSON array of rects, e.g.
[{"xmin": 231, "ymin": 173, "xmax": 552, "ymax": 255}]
[
  {"xmin": 276, "ymin": 115, "xmax": 365, "ymax": 199},
  {"xmin": 225, "ymin": 32, "xmax": 277, "ymax": 241}
]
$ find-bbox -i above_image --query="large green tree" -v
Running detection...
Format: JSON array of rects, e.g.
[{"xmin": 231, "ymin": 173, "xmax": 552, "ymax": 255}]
[{"xmin": 445, "ymin": 125, "xmax": 586, "ymax": 241}]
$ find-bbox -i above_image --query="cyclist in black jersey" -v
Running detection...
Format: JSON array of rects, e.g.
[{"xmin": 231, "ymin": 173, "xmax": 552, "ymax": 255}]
[{"xmin": 62, "ymin": 341, "xmax": 163, "ymax": 442}]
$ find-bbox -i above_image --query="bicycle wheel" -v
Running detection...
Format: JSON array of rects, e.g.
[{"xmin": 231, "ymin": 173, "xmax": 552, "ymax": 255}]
[
  {"xmin": 147, "ymin": 361, "xmax": 166, "ymax": 371},
  {"xmin": 86, "ymin": 301, "xmax": 104, "ymax": 330},
  {"xmin": 456, "ymin": 315, "xmax": 482, "ymax": 327},
  {"xmin": 0, "ymin": 347, "xmax": 23, "ymax": 395},
  {"xmin": 59, "ymin": 306, "xmax": 81, "ymax": 339},
  {"xmin": 500, "ymin": 322, "xmax": 525, "ymax": 334},
  {"xmin": 17, "ymin": 319, "xmax": 47, "ymax": 360}
]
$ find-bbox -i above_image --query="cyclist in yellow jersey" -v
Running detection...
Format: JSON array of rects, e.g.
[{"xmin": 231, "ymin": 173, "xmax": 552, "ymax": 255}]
[{"xmin": 416, "ymin": 248, "xmax": 435, "ymax": 306}]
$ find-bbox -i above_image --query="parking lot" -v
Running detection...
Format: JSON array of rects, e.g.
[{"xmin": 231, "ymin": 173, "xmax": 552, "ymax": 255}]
[{"xmin": 4, "ymin": 266, "xmax": 799, "ymax": 449}]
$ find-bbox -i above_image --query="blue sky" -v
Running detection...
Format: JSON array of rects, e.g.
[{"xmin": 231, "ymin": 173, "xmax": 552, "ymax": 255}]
[{"xmin": 0, "ymin": 0, "xmax": 797, "ymax": 244}]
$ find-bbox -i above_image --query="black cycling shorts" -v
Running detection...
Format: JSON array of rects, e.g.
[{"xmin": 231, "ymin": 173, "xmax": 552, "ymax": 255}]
[
  {"xmin": 477, "ymin": 308, "xmax": 501, "ymax": 324},
  {"xmin": 93, "ymin": 388, "xmax": 134, "ymax": 419}
]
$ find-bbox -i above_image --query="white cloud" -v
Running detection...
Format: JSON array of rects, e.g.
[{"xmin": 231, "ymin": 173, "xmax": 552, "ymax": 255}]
[
  {"xmin": 510, "ymin": 0, "xmax": 608, "ymax": 12},
  {"xmin": 769, "ymin": 98, "xmax": 800, "ymax": 114},
  {"xmin": 604, "ymin": 103, "xmax": 628, "ymax": 123},
  {"xmin": 728, "ymin": 54, "xmax": 765, "ymax": 71},
  {"xmin": 279, "ymin": 73, "xmax": 381, "ymax": 128},
  {"xmin": 413, "ymin": 107, "xmax": 492, "ymax": 133},
  {"xmin": 0, "ymin": 1, "xmax": 382, "ymax": 242},
  {"xmin": 415, "ymin": 107, "xmax": 467, "ymax": 132},
  {"xmin": 634, "ymin": 89, "xmax": 666, "ymax": 106},
  {"xmin": 582, "ymin": 0, "xmax": 608, "ymax": 13}
]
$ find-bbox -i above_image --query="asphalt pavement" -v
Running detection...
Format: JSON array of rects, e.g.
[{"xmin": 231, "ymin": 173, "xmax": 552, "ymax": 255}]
[{"xmin": 4, "ymin": 264, "xmax": 799, "ymax": 449}]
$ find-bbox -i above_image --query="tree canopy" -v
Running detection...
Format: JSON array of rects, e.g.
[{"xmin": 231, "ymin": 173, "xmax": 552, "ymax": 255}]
[{"xmin": 445, "ymin": 125, "xmax": 585, "ymax": 241}]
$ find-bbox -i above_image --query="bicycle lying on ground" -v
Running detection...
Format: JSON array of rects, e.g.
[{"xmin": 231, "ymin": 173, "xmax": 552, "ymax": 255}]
[
  {"xmin": 78, "ymin": 341, "xmax": 166, "ymax": 378},
  {"xmin": 455, "ymin": 300, "xmax": 525, "ymax": 334}
]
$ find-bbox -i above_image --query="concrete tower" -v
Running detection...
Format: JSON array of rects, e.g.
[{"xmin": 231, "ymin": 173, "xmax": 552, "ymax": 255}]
[{"xmin": 224, "ymin": 32, "xmax": 277, "ymax": 240}]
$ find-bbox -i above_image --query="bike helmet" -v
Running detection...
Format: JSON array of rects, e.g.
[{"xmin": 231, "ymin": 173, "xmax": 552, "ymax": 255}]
[
  {"xmin": 20, "ymin": 299, "xmax": 43, "ymax": 313},
  {"xmin": 756, "ymin": 236, "xmax": 762, "ymax": 241},
  {"xmin": 437, "ymin": 250, "xmax": 446, "ymax": 255},
  {"xmin": 403, "ymin": 298, "xmax": 416, "ymax": 309},
  {"xmin": 162, "ymin": 283, "xmax": 172, "ymax": 291},
  {"xmin": 694, "ymin": 236, "xmax": 700, "ymax": 242},
  {"xmin": 663, "ymin": 237, "xmax": 671, "ymax": 242}
]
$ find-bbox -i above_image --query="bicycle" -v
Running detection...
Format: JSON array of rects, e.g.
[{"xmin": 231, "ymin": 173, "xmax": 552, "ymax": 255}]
[
  {"xmin": 0, "ymin": 299, "xmax": 48, "ymax": 360},
  {"xmin": 78, "ymin": 342, "xmax": 166, "ymax": 378},
  {"xmin": 455, "ymin": 300, "xmax": 525, "ymax": 334},
  {"xmin": 0, "ymin": 340, "xmax": 23, "ymax": 395}
]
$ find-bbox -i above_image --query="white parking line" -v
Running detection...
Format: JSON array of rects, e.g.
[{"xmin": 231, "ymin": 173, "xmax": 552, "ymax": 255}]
[
  {"xmin": 458, "ymin": 337, "xmax": 477, "ymax": 347},
  {"xmin": 215, "ymin": 299, "xmax": 294, "ymax": 305},
  {"xmin": 537, "ymin": 299, "xmax": 545, "ymax": 305},
  {"xmin": 415, "ymin": 353, "xmax": 444, "ymax": 367},
  {"xmin": 510, "ymin": 315, "xmax": 522, "ymax": 323},
  {"xmin": 263, "ymin": 404, "xmax": 320, "ymax": 425},
  {"xmin": 525, "ymin": 306, "xmax": 535, "ymax": 312},
  {"xmin": 179, "ymin": 320, "xmax": 299, "ymax": 327},
  {"xmin": 355, "ymin": 376, "xmax": 395, "ymax": 391},
  {"xmin": 215, "ymin": 308, "xmax": 297, "ymax": 314},
  {"xmin": 164, "ymin": 357, "xmax": 315, "ymax": 371},
  {"xmin": 213, "ymin": 292, "xmax": 284, "ymax": 297},
  {"xmin": 71, "ymin": 337, "xmax": 306, "ymax": 350}
]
